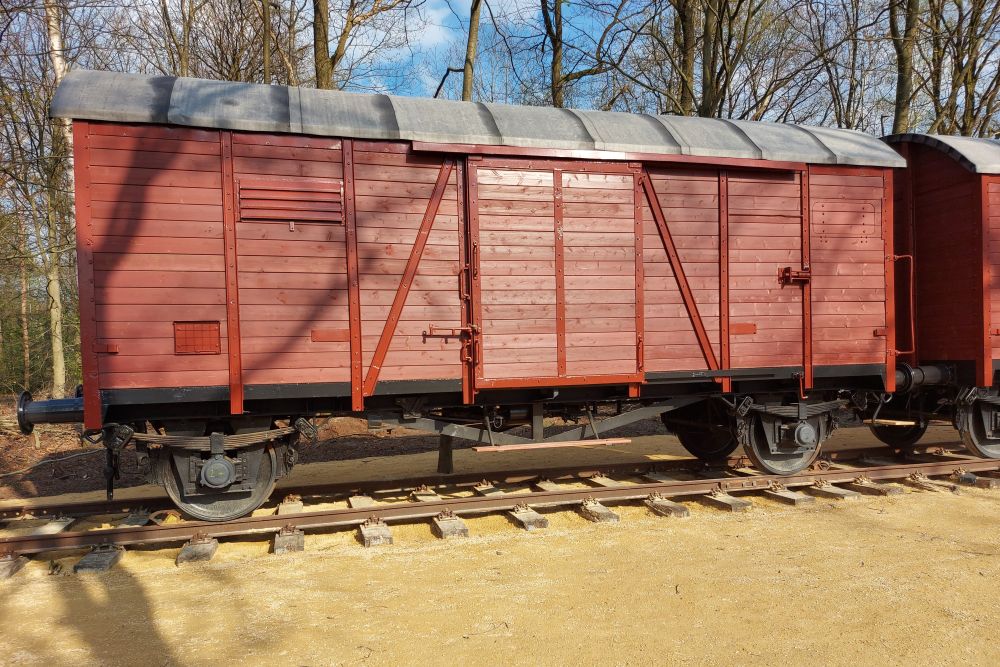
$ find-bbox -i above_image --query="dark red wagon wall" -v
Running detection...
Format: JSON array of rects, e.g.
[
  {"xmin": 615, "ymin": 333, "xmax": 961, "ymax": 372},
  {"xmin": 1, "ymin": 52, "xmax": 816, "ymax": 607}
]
[
  {"xmin": 73, "ymin": 118, "xmax": 897, "ymax": 430},
  {"xmin": 891, "ymin": 141, "xmax": 991, "ymax": 385},
  {"xmin": 73, "ymin": 121, "xmax": 464, "ymax": 428}
]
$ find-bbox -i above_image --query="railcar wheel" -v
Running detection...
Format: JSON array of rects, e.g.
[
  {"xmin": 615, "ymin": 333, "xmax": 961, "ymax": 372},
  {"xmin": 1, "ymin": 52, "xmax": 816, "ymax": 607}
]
[
  {"xmin": 661, "ymin": 401, "xmax": 739, "ymax": 460},
  {"xmin": 958, "ymin": 398, "xmax": 1000, "ymax": 459},
  {"xmin": 869, "ymin": 420, "xmax": 928, "ymax": 449},
  {"xmin": 157, "ymin": 447, "xmax": 277, "ymax": 522},
  {"xmin": 742, "ymin": 414, "xmax": 822, "ymax": 475},
  {"xmin": 673, "ymin": 425, "xmax": 739, "ymax": 460}
]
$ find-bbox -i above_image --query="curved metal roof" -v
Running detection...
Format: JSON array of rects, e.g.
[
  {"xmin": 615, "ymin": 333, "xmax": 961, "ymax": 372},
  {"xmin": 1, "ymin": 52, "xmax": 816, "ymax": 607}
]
[
  {"xmin": 884, "ymin": 133, "xmax": 1000, "ymax": 174},
  {"xmin": 51, "ymin": 70, "xmax": 905, "ymax": 168}
]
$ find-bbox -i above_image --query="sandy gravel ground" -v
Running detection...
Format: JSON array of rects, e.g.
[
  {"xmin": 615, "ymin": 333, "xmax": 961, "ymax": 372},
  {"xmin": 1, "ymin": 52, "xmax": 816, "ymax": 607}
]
[{"xmin": 2, "ymin": 425, "xmax": 1000, "ymax": 666}]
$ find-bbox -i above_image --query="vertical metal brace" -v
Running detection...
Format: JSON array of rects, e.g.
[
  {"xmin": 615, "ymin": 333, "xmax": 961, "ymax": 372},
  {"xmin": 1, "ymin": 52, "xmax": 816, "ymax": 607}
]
[
  {"xmin": 73, "ymin": 120, "xmax": 103, "ymax": 430},
  {"xmin": 719, "ymin": 170, "xmax": 732, "ymax": 393},
  {"xmin": 220, "ymin": 131, "xmax": 244, "ymax": 415},
  {"xmin": 553, "ymin": 168, "xmax": 567, "ymax": 377},
  {"xmin": 343, "ymin": 140, "xmax": 364, "ymax": 410},
  {"xmin": 882, "ymin": 168, "xmax": 897, "ymax": 392},
  {"xmin": 800, "ymin": 168, "xmax": 813, "ymax": 391},
  {"xmin": 632, "ymin": 166, "xmax": 645, "ymax": 377},
  {"xmin": 457, "ymin": 159, "xmax": 475, "ymax": 405}
]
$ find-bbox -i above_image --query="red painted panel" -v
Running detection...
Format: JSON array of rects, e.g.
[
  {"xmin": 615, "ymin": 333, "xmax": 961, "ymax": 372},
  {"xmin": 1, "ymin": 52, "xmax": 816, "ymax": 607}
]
[
  {"xmin": 472, "ymin": 163, "xmax": 640, "ymax": 383},
  {"xmin": 893, "ymin": 143, "xmax": 984, "ymax": 378},
  {"xmin": 809, "ymin": 166, "xmax": 887, "ymax": 367},
  {"xmin": 726, "ymin": 171, "xmax": 803, "ymax": 369}
]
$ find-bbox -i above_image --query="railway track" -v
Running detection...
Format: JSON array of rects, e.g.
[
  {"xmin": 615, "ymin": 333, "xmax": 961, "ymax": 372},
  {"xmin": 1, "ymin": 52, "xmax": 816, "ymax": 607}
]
[{"xmin": 2, "ymin": 445, "xmax": 998, "ymax": 577}]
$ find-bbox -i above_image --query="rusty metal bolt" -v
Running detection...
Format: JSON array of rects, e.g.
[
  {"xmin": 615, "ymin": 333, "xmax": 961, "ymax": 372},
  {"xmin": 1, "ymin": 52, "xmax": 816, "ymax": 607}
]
[{"xmin": 190, "ymin": 531, "xmax": 212, "ymax": 545}]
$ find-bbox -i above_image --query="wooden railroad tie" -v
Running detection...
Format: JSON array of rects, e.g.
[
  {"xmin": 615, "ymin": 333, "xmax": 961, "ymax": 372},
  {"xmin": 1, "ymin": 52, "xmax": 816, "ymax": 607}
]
[
  {"xmin": 358, "ymin": 517, "xmax": 392, "ymax": 548},
  {"xmin": 176, "ymin": 532, "xmax": 218, "ymax": 565},
  {"xmin": 806, "ymin": 480, "xmax": 862, "ymax": 501},
  {"xmin": 474, "ymin": 482, "xmax": 548, "ymax": 530}
]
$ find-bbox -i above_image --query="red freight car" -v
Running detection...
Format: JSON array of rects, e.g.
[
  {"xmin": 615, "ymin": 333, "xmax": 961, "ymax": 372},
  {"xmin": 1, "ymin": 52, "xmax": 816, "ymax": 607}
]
[
  {"xmin": 876, "ymin": 134, "xmax": 1000, "ymax": 457},
  {"xmin": 18, "ymin": 71, "xmax": 907, "ymax": 519}
]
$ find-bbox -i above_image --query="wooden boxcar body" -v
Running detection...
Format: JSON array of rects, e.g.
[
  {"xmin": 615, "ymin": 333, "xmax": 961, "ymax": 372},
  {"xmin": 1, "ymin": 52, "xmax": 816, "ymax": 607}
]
[
  {"xmin": 22, "ymin": 71, "xmax": 912, "ymax": 518},
  {"xmin": 881, "ymin": 134, "xmax": 1000, "ymax": 457}
]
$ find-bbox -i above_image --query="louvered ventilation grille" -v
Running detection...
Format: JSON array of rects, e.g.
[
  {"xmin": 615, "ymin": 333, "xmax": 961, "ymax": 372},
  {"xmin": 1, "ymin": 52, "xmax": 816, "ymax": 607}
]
[{"xmin": 238, "ymin": 176, "xmax": 344, "ymax": 223}]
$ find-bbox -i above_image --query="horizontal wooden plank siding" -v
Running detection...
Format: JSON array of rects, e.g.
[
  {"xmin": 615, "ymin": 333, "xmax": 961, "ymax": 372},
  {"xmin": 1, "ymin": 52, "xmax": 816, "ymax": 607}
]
[
  {"xmin": 232, "ymin": 131, "xmax": 351, "ymax": 384},
  {"xmin": 562, "ymin": 171, "xmax": 638, "ymax": 375},
  {"xmin": 87, "ymin": 122, "xmax": 228, "ymax": 388},
  {"xmin": 356, "ymin": 143, "xmax": 463, "ymax": 382},
  {"xmin": 726, "ymin": 171, "xmax": 802, "ymax": 369},
  {"xmin": 83, "ymin": 120, "xmax": 894, "ymax": 402},
  {"xmin": 906, "ymin": 145, "xmax": 983, "ymax": 368},
  {"xmin": 477, "ymin": 168, "xmax": 558, "ymax": 379},
  {"xmin": 809, "ymin": 167, "xmax": 887, "ymax": 366},
  {"xmin": 988, "ymin": 177, "xmax": 1000, "ymax": 362},
  {"xmin": 641, "ymin": 167, "xmax": 722, "ymax": 371}
]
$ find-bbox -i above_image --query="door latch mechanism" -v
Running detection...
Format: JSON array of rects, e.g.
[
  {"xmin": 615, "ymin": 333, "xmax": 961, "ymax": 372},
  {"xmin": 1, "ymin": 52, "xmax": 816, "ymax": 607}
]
[{"xmin": 778, "ymin": 266, "xmax": 811, "ymax": 286}]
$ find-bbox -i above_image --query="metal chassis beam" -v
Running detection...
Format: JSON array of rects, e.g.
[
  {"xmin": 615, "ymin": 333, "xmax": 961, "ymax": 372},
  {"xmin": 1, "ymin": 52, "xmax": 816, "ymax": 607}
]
[{"xmin": 371, "ymin": 397, "xmax": 701, "ymax": 446}]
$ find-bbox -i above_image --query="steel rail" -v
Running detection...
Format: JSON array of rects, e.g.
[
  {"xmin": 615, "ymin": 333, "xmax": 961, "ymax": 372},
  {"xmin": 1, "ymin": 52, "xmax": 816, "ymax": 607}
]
[
  {"xmin": 2, "ymin": 453, "xmax": 996, "ymax": 557},
  {"xmin": 0, "ymin": 443, "xmax": 960, "ymax": 521}
]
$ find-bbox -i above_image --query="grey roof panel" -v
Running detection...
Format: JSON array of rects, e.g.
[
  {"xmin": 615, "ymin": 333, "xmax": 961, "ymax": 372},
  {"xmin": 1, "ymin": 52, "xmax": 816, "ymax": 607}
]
[
  {"xmin": 51, "ymin": 70, "xmax": 903, "ymax": 168},
  {"xmin": 884, "ymin": 133, "xmax": 1000, "ymax": 173},
  {"xmin": 725, "ymin": 119, "xmax": 836, "ymax": 164},
  {"xmin": 390, "ymin": 96, "xmax": 499, "ymax": 145},
  {"xmin": 297, "ymin": 87, "xmax": 398, "ymax": 139},
  {"xmin": 810, "ymin": 126, "xmax": 906, "ymax": 168},
  {"xmin": 573, "ymin": 110, "xmax": 681, "ymax": 154},
  {"xmin": 484, "ymin": 103, "xmax": 595, "ymax": 149},
  {"xmin": 50, "ymin": 70, "xmax": 175, "ymax": 124},
  {"xmin": 657, "ymin": 115, "xmax": 761, "ymax": 160},
  {"xmin": 168, "ymin": 77, "xmax": 291, "ymax": 133}
]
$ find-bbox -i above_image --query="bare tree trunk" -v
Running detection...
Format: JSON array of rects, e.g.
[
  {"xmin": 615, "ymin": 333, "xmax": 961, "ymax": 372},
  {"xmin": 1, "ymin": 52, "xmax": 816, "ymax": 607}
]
[
  {"xmin": 699, "ymin": 0, "xmax": 720, "ymax": 117},
  {"xmin": 45, "ymin": 247, "xmax": 66, "ymax": 398},
  {"xmin": 43, "ymin": 0, "xmax": 71, "ymax": 398},
  {"xmin": 462, "ymin": 0, "xmax": 482, "ymax": 101},
  {"xmin": 19, "ymin": 227, "xmax": 30, "ymax": 391},
  {"xmin": 677, "ymin": 0, "xmax": 696, "ymax": 115},
  {"xmin": 263, "ymin": 0, "xmax": 272, "ymax": 83},
  {"xmin": 890, "ymin": 0, "xmax": 919, "ymax": 133},
  {"xmin": 313, "ymin": 0, "xmax": 332, "ymax": 88},
  {"xmin": 541, "ymin": 0, "xmax": 565, "ymax": 107}
]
